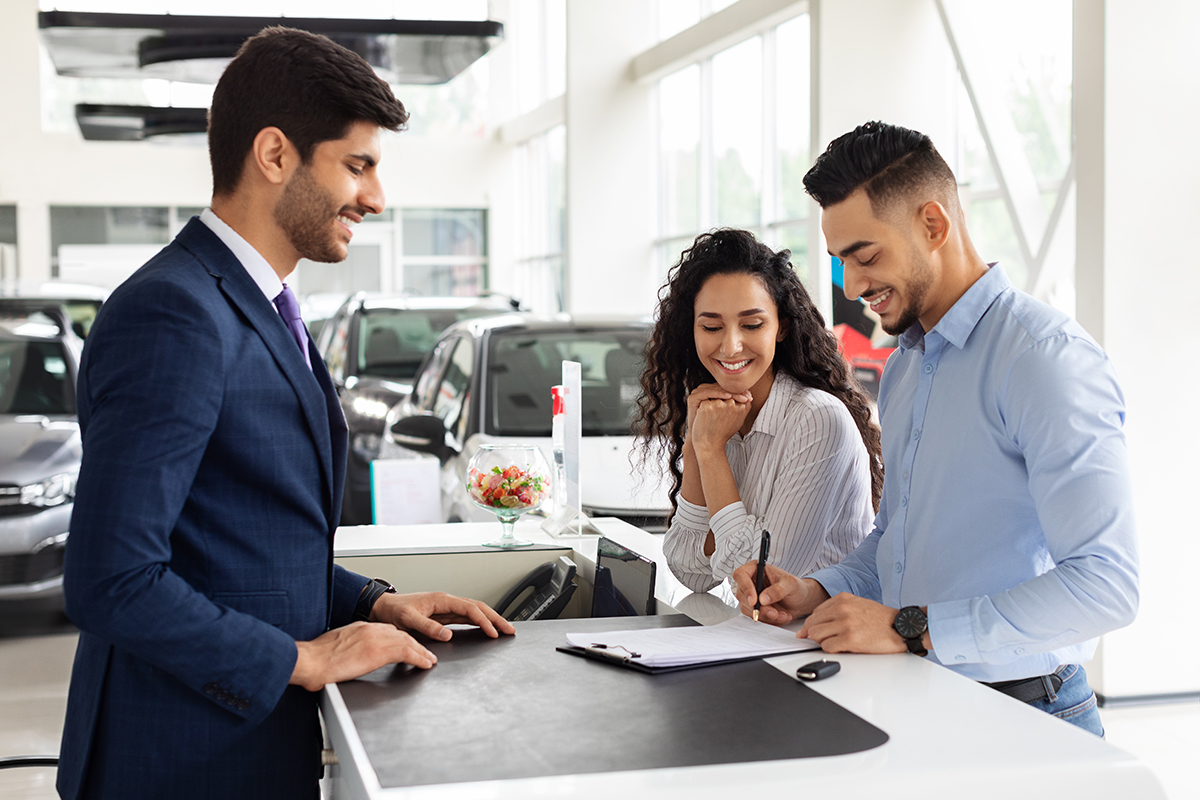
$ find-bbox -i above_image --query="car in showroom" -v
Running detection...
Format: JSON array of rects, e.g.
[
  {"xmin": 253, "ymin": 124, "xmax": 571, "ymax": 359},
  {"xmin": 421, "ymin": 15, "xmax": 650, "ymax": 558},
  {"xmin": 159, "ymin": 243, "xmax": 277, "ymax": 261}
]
[
  {"xmin": 379, "ymin": 313, "xmax": 672, "ymax": 532},
  {"xmin": 315, "ymin": 292, "xmax": 524, "ymax": 525},
  {"xmin": 0, "ymin": 282, "xmax": 107, "ymax": 340},
  {"xmin": 0, "ymin": 309, "xmax": 82, "ymax": 603}
]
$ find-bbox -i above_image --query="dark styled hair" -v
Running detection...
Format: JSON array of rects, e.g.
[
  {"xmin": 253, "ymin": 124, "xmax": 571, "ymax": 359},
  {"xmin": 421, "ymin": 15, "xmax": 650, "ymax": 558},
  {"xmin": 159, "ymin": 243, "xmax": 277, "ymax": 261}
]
[
  {"xmin": 208, "ymin": 27, "xmax": 410, "ymax": 196},
  {"xmin": 634, "ymin": 229, "xmax": 883, "ymax": 512},
  {"xmin": 802, "ymin": 121, "xmax": 958, "ymax": 217}
]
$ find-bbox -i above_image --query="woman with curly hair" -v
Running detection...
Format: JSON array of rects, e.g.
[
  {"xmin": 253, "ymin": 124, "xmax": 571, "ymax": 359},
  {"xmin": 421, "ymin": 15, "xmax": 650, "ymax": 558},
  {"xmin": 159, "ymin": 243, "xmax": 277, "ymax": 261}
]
[{"xmin": 636, "ymin": 228, "xmax": 883, "ymax": 594}]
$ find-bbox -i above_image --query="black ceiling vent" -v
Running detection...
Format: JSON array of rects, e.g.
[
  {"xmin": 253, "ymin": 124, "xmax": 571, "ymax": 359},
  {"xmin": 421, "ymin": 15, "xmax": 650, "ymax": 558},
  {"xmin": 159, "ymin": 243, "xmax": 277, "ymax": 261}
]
[
  {"xmin": 39, "ymin": 11, "xmax": 504, "ymax": 85},
  {"xmin": 74, "ymin": 104, "xmax": 209, "ymax": 142}
]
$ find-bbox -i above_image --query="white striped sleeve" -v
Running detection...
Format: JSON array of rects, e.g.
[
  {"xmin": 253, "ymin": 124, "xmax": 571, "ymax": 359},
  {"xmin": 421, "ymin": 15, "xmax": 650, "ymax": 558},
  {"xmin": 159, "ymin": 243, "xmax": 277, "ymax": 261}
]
[
  {"xmin": 662, "ymin": 497, "xmax": 723, "ymax": 593},
  {"xmin": 707, "ymin": 398, "xmax": 871, "ymax": 581},
  {"xmin": 765, "ymin": 399, "xmax": 873, "ymax": 578}
]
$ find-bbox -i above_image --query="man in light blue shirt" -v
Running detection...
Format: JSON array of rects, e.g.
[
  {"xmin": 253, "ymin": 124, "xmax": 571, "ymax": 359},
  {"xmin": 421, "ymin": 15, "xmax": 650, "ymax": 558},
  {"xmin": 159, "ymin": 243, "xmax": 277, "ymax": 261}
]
[{"xmin": 733, "ymin": 121, "xmax": 1137, "ymax": 735}]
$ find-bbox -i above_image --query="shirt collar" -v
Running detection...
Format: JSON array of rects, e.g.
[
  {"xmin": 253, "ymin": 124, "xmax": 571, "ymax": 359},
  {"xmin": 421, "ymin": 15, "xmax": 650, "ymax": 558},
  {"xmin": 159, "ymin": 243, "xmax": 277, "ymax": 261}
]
[
  {"xmin": 199, "ymin": 208, "xmax": 285, "ymax": 305},
  {"xmin": 897, "ymin": 263, "xmax": 1010, "ymax": 352},
  {"xmin": 746, "ymin": 371, "xmax": 797, "ymax": 438}
]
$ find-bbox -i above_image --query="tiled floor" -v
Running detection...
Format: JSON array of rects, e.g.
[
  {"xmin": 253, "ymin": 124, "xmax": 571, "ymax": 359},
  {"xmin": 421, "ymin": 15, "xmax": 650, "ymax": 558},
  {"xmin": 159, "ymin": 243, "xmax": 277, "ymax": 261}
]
[{"xmin": 1, "ymin": 613, "xmax": 1197, "ymax": 800}]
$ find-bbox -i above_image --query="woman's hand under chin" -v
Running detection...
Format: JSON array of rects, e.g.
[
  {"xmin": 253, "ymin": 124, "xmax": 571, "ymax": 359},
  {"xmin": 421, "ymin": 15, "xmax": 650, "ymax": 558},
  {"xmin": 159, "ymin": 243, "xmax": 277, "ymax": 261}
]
[
  {"xmin": 689, "ymin": 388, "xmax": 753, "ymax": 455},
  {"xmin": 686, "ymin": 383, "xmax": 751, "ymax": 433}
]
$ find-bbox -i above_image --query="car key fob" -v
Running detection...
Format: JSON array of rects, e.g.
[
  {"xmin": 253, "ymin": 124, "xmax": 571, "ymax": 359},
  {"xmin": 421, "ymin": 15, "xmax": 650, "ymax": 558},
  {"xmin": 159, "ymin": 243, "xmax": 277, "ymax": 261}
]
[{"xmin": 796, "ymin": 659, "xmax": 840, "ymax": 681}]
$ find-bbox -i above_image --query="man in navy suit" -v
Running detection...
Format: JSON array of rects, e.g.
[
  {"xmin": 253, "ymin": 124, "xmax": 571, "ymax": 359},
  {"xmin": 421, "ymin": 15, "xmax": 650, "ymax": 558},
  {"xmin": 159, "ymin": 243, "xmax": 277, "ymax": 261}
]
[{"xmin": 57, "ymin": 28, "xmax": 514, "ymax": 800}]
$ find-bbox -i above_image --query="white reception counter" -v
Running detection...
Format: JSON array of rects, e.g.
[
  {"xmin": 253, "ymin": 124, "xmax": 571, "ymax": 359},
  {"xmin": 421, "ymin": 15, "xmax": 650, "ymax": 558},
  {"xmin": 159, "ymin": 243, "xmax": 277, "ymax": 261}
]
[{"xmin": 323, "ymin": 518, "xmax": 1164, "ymax": 800}]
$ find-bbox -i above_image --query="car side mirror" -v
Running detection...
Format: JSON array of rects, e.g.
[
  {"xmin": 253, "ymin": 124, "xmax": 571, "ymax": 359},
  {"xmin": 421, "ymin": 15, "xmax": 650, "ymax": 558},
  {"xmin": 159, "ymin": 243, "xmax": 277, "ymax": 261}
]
[{"xmin": 388, "ymin": 414, "xmax": 454, "ymax": 465}]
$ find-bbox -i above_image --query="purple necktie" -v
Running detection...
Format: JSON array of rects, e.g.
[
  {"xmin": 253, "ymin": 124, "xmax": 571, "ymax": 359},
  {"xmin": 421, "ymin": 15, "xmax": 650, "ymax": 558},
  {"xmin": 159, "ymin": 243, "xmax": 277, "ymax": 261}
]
[{"xmin": 273, "ymin": 283, "xmax": 312, "ymax": 370}]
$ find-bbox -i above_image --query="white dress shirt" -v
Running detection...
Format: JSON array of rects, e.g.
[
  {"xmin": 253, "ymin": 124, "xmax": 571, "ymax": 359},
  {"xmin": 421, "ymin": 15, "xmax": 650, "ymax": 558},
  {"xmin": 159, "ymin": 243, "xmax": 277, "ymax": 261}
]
[
  {"xmin": 199, "ymin": 208, "xmax": 285, "ymax": 308},
  {"xmin": 663, "ymin": 372, "xmax": 874, "ymax": 594}
]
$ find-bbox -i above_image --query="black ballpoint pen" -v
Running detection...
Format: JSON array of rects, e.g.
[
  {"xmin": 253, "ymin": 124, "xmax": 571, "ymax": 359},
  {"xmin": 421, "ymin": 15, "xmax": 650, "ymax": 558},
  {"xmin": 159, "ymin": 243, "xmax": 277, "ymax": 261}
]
[{"xmin": 752, "ymin": 530, "xmax": 771, "ymax": 622}]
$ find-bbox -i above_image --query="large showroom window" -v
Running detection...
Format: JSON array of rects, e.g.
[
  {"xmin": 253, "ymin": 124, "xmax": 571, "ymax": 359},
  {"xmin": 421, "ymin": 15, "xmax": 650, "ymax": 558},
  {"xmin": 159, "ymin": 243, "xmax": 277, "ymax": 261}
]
[
  {"xmin": 513, "ymin": 125, "xmax": 566, "ymax": 313},
  {"xmin": 401, "ymin": 209, "xmax": 489, "ymax": 297},
  {"xmin": 654, "ymin": 10, "xmax": 812, "ymax": 285},
  {"xmin": 939, "ymin": 0, "xmax": 1075, "ymax": 314},
  {"xmin": 506, "ymin": 0, "xmax": 567, "ymax": 312}
]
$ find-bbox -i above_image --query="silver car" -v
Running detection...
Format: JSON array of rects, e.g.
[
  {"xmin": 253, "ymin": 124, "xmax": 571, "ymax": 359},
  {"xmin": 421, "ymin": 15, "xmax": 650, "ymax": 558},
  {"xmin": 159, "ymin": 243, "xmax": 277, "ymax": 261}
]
[
  {"xmin": 381, "ymin": 314, "xmax": 672, "ymax": 531},
  {"xmin": 0, "ymin": 310, "xmax": 82, "ymax": 601}
]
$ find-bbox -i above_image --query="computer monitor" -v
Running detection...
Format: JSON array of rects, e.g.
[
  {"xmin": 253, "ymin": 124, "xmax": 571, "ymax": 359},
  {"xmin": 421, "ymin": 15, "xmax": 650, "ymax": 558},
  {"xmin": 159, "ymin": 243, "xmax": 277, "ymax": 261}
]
[{"xmin": 591, "ymin": 536, "xmax": 657, "ymax": 617}]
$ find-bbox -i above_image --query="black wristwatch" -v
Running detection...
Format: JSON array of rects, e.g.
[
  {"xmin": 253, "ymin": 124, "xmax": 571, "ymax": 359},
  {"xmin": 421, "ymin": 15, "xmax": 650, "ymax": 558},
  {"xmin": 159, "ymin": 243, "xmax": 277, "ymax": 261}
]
[
  {"xmin": 893, "ymin": 606, "xmax": 929, "ymax": 657},
  {"xmin": 353, "ymin": 577, "xmax": 397, "ymax": 622}
]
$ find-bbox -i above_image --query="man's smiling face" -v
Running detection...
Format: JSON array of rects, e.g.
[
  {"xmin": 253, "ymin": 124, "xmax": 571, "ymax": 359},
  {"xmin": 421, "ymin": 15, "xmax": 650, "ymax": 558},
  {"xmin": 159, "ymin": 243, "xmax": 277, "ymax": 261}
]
[
  {"xmin": 822, "ymin": 189, "xmax": 935, "ymax": 336},
  {"xmin": 274, "ymin": 120, "xmax": 384, "ymax": 264}
]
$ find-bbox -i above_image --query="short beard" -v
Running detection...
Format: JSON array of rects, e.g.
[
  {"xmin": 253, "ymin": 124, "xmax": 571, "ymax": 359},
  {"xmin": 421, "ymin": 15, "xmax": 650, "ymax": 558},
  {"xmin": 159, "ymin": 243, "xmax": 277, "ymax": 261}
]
[
  {"xmin": 881, "ymin": 244, "xmax": 934, "ymax": 336},
  {"xmin": 273, "ymin": 164, "xmax": 346, "ymax": 263}
]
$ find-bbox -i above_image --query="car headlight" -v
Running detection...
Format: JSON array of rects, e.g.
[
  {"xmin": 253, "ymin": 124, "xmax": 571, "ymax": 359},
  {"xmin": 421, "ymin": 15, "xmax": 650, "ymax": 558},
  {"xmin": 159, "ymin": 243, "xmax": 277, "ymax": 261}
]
[
  {"xmin": 352, "ymin": 432, "xmax": 383, "ymax": 463},
  {"xmin": 20, "ymin": 471, "xmax": 78, "ymax": 507},
  {"xmin": 351, "ymin": 396, "xmax": 391, "ymax": 420}
]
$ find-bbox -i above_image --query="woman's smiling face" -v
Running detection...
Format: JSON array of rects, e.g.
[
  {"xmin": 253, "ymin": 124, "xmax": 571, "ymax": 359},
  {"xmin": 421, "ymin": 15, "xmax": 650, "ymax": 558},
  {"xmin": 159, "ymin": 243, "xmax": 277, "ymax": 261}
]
[{"xmin": 693, "ymin": 272, "xmax": 785, "ymax": 396}]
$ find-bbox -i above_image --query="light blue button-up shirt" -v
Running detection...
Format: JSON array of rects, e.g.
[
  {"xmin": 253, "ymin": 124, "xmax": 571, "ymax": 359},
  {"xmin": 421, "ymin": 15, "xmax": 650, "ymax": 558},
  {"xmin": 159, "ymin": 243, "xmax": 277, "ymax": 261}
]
[{"xmin": 809, "ymin": 264, "xmax": 1138, "ymax": 682}]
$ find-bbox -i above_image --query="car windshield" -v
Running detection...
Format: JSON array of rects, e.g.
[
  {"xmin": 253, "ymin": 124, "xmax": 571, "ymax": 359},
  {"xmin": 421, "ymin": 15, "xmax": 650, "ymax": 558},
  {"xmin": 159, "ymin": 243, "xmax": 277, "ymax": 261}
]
[
  {"xmin": 0, "ymin": 338, "xmax": 74, "ymax": 414},
  {"xmin": 356, "ymin": 307, "xmax": 501, "ymax": 380},
  {"xmin": 486, "ymin": 328, "xmax": 647, "ymax": 437}
]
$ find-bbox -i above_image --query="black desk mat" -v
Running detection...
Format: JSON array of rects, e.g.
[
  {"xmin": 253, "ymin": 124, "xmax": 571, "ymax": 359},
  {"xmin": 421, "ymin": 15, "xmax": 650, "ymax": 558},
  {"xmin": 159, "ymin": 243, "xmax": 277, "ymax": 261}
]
[{"xmin": 337, "ymin": 615, "xmax": 889, "ymax": 788}]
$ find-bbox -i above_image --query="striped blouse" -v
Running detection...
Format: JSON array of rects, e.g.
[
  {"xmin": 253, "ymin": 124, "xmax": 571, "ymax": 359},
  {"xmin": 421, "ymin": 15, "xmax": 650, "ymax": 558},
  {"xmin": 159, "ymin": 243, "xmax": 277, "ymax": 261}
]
[{"xmin": 663, "ymin": 372, "xmax": 874, "ymax": 594}]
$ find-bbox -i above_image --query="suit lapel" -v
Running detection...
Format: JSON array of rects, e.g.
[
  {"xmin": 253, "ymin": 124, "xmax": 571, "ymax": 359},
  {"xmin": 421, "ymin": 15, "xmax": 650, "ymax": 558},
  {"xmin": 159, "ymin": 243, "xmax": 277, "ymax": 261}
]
[
  {"xmin": 311, "ymin": 348, "xmax": 349, "ymax": 526},
  {"xmin": 177, "ymin": 221, "xmax": 337, "ymax": 515}
]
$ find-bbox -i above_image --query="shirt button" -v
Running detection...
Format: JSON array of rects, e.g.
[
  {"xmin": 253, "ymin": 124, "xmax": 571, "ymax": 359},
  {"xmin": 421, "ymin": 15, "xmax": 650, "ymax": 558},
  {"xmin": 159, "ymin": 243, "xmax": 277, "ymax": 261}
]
[
  {"xmin": 900, "ymin": 496, "xmax": 908, "ymax": 507},
  {"xmin": 913, "ymin": 429, "xmax": 921, "ymax": 439},
  {"xmin": 1014, "ymin": 647, "xmax": 1025, "ymax": 655},
  {"xmin": 924, "ymin": 364, "xmax": 933, "ymax": 374},
  {"xmin": 955, "ymin": 655, "xmax": 966, "ymax": 662},
  {"xmin": 894, "ymin": 562, "xmax": 903, "ymax": 574},
  {"xmin": 901, "ymin": 471, "xmax": 909, "ymax": 481}
]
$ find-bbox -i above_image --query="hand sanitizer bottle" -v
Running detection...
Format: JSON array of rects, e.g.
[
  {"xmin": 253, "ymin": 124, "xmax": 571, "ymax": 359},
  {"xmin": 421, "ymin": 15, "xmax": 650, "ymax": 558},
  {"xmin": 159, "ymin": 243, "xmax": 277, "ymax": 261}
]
[{"xmin": 551, "ymin": 385, "xmax": 566, "ymax": 514}]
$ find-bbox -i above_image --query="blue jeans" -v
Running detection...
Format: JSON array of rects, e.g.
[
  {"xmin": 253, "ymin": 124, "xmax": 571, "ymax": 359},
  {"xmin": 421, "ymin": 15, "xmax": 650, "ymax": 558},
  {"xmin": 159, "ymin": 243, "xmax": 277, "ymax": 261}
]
[{"xmin": 1025, "ymin": 664, "xmax": 1104, "ymax": 737}]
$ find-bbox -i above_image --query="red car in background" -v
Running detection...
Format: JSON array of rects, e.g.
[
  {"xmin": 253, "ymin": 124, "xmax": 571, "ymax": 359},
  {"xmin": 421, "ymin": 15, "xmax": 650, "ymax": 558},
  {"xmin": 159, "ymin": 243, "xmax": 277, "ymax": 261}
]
[{"xmin": 833, "ymin": 324, "xmax": 896, "ymax": 400}]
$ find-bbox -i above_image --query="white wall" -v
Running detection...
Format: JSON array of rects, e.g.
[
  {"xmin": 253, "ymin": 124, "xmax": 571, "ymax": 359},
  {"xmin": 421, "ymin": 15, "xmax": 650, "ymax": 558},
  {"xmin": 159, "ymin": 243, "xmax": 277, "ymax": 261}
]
[
  {"xmin": 1082, "ymin": 0, "xmax": 1200, "ymax": 698},
  {"xmin": 563, "ymin": 0, "xmax": 658, "ymax": 316}
]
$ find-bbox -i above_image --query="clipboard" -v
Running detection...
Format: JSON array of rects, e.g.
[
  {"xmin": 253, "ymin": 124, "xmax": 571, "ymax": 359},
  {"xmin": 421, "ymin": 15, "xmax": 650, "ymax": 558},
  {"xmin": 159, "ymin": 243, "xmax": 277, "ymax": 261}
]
[
  {"xmin": 555, "ymin": 644, "xmax": 770, "ymax": 674},
  {"xmin": 558, "ymin": 614, "xmax": 821, "ymax": 673}
]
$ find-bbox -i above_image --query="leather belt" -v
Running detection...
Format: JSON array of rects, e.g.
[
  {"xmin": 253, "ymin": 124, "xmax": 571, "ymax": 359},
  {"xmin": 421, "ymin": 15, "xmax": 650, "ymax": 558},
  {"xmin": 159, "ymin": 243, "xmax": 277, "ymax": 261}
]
[{"xmin": 982, "ymin": 665, "xmax": 1067, "ymax": 704}]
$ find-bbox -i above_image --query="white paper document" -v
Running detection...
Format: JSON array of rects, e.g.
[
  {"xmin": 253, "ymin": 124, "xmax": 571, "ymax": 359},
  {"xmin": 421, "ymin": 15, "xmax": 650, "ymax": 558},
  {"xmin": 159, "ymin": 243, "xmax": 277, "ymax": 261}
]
[
  {"xmin": 370, "ymin": 458, "xmax": 442, "ymax": 524},
  {"xmin": 565, "ymin": 615, "xmax": 820, "ymax": 668}
]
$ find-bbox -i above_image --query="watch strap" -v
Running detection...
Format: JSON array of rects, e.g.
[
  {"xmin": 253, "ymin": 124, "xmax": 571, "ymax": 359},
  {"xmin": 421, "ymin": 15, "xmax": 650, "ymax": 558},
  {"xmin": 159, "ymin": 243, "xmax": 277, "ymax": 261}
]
[{"xmin": 353, "ymin": 577, "xmax": 397, "ymax": 622}]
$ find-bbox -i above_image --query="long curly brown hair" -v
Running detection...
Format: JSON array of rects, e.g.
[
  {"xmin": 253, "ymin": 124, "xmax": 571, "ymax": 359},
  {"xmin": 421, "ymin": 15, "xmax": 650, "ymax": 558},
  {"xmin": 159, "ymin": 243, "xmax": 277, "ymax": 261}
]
[{"xmin": 634, "ymin": 228, "xmax": 883, "ymax": 513}]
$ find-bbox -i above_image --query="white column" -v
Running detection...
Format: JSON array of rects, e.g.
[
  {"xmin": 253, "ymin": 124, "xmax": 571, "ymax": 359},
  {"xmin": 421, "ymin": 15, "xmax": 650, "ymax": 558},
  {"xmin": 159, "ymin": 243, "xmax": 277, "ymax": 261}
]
[
  {"xmin": 1078, "ymin": 0, "xmax": 1200, "ymax": 700},
  {"xmin": 563, "ymin": 0, "xmax": 657, "ymax": 315}
]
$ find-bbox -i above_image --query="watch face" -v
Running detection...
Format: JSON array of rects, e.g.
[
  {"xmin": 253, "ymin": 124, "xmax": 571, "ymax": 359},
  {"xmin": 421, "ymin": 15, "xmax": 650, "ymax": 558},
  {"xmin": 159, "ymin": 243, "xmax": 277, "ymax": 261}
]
[{"xmin": 894, "ymin": 607, "xmax": 927, "ymax": 640}]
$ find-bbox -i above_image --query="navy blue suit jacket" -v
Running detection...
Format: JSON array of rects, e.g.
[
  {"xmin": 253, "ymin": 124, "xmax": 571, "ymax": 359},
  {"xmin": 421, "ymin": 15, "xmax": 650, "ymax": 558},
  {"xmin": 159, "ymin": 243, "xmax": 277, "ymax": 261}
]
[{"xmin": 58, "ymin": 219, "xmax": 369, "ymax": 799}]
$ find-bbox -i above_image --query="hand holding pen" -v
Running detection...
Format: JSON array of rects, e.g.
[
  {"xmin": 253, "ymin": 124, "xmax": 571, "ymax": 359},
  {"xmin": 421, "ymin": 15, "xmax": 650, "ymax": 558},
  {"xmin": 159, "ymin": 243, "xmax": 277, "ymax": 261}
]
[
  {"xmin": 732, "ymin": 559, "xmax": 830, "ymax": 627},
  {"xmin": 752, "ymin": 530, "xmax": 771, "ymax": 622}
]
